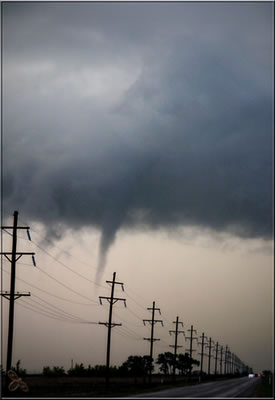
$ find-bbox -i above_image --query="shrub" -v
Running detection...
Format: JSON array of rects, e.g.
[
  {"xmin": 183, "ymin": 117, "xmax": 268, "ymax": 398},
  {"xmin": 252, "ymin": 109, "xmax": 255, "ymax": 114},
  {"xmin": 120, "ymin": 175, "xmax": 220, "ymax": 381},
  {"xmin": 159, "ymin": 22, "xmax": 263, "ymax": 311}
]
[{"xmin": 43, "ymin": 366, "xmax": 66, "ymax": 376}]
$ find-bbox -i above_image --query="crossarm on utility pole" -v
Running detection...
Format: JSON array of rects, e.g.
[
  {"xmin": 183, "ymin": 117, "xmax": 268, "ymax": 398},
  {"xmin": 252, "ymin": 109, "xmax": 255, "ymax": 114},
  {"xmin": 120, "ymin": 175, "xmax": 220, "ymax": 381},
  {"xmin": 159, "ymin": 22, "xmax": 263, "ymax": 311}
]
[{"xmin": 0, "ymin": 292, "xmax": 31, "ymax": 301}]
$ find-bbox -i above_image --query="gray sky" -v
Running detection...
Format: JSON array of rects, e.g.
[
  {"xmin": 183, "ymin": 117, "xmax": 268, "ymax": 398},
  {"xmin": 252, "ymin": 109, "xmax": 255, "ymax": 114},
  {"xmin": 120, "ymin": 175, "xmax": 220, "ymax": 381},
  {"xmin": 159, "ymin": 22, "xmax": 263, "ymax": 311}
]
[{"xmin": 1, "ymin": 1, "xmax": 274, "ymax": 374}]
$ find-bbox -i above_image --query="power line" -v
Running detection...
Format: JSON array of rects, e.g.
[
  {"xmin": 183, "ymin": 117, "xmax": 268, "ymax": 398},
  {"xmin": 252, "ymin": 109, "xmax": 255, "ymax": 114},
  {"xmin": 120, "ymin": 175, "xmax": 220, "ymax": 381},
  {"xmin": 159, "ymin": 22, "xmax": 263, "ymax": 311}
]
[
  {"xmin": 113, "ymin": 317, "xmax": 143, "ymax": 339},
  {"xmin": 17, "ymin": 218, "xmax": 100, "ymax": 274},
  {"xmin": 116, "ymin": 325, "xmax": 143, "ymax": 340},
  {"xmin": 37, "ymin": 267, "xmax": 98, "ymax": 304},
  {"xmin": 17, "ymin": 299, "xmax": 97, "ymax": 324},
  {"xmin": 112, "ymin": 327, "xmax": 143, "ymax": 341},
  {"xmin": 31, "ymin": 293, "xmax": 91, "ymax": 323},
  {"xmin": 14, "ymin": 229, "xmax": 155, "ymax": 327},
  {"xmin": 23, "ymin": 297, "xmax": 86, "ymax": 322},
  {"xmin": 124, "ymin": 289, "xmax": 147, "ymax": 312},
  {"xmin": 2, "ymin": 266, "xmax": 97, "ymax": 306},
  {"xmin": 113, "ymin": 308, "xmax": 144, "ymax": 329},
  {"xmin": 124, "ymin": 307, "xmax": 145, "ymax": 324},
  {"xmin": 31, "ymin": 239, "xmax": 105, "ymax": 289},
  {"xmin": 3, "ymin": 268, "xmax": 98, "ymax": 306},
  {"xmin": 18, "ymin": 299, "xmax": 81, "ymax": 322}
]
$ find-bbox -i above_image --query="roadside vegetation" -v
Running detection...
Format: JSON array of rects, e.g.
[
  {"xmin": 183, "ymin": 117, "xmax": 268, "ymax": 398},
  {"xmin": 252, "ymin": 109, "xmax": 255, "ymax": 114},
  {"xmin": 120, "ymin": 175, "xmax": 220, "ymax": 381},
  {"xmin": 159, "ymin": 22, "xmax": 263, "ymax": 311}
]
[{"xmin": 1, "ymin": 355, "xmax": 262, "ymax": 397}]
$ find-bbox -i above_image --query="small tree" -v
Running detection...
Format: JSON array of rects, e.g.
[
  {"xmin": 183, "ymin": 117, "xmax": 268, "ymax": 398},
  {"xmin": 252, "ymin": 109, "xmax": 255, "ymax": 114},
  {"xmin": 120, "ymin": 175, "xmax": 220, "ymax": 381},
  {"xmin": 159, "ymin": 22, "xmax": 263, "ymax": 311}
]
[
  {"xmin": 93, "ymin": 365, "xmax": 107, "ymax": 377},
  {"xmin": 86, "ymin": 364, "xmax": 94, "ymax": 376},
  {"xmin": 156, "ymin": 352, "xmax": 174, "ymax": 375},
  {"xmin": 67, "ymin": 363, "xmax": 86, "ymax": 376},
  {"xmin": 143, "ymin": 355, "xmax": 154, "ymax": 375},
  {"xmin": 53, "ymin": 366, "xmax": 66, "ymax": 376},
  {"xmin": 177, "ymin": 353, "xmax": 199, "ymax": 376},
  {"xmin": 119, "ymin": 355, "xmax": 154, "ymax": 382},
  {"xmin": 43, "ymin": 366, "xmax": 66, "ymax": 376},
  {"xmin": 119, "ymin": 356, "xmax": 148, "ymax": 382}
]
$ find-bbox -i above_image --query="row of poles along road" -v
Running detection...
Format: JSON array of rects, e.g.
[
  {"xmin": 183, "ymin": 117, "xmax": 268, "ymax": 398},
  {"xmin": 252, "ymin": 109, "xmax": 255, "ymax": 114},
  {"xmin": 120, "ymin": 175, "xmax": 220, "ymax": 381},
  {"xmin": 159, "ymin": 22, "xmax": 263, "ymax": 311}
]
[{"xmin": 1, "ymin": 211, "xmax": 251, "ymax": 386}]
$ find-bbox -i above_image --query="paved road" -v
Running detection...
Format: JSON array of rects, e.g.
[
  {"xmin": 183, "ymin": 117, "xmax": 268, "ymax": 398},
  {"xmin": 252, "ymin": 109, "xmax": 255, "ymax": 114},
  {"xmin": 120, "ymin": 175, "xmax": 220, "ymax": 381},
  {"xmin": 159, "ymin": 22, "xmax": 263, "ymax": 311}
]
[{"xmin": 131, "ymin": 376, "xmax": 260, "ymax": 398}]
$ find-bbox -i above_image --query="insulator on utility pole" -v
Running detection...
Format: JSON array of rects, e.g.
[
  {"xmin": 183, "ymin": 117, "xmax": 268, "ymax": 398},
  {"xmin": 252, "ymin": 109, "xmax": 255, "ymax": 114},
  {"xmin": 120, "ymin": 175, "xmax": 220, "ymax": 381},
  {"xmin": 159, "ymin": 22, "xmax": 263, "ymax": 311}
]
[
  {"xmin": 32, "ymin": 255, "xmax": 36, "ymax": 267},
  {"xmin": 98, "ymin": 272, "xmax": 126, "ymax": 386},
  {"xmin": 27, "ymin": 229, "xmax": 31, "ymax": 241}
]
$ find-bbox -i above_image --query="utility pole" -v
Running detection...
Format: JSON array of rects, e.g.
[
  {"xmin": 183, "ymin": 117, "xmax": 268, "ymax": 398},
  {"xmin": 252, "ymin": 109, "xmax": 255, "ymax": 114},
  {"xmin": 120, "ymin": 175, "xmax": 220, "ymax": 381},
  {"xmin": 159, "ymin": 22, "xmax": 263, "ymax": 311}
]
[
  {"xmin": 169, "ymin": 316, "xmax": 184, "ymax": 379},
  {"xmin": 98, "ymin": 272, "xmax": 126, "ymax": 386},
  {"xmin": 235, "ymin": 355, "xmax": 239, "ymax": 374},
  {"xmin": 227, "ymin": 350, "xmax": 231, "ymax": 374},
  {"xmin": 206, "ymin": 337, "xmax": 213, "ymax": 375},
  {"xmin": 143, "ymin": 301, "xmax": 163, "ymax": 383},
  {"xmin": 214, "ymin": 342, "xmax": 219, "ymax": 375},
  {"xmin": 185, "ymin": 325, "xmax": 198, "ymax": 375},
  {"xmin": 219, "ymin": 346, "xmax": 223, "ymax": 375},
  {"xmin": 237, "ymin": 356, "xmax": 240, "ymax": 374},
  {"xmin": 198, "ymin": 332, "xmax": 207, "ymax": 377},
  {"xmin": 228, "ymin": 351, "xmax": 232, "ymax": 374},
  {"xmin": 1, "ymin": 210, "xmax": 35, "ymax": 375},
  {"xmin": 224, "ymin": 345, "xmax": 228, "ymax": 375}
]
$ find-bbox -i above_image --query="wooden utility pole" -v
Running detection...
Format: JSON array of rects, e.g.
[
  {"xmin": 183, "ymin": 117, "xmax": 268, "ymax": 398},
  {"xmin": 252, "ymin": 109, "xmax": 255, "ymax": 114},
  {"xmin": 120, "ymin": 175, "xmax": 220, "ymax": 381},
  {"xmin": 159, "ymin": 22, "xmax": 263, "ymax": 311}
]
[
  {"xmin": 220, "ymin": 346, "xmax": 223, "ymax": 375},
  {"xmin": 198, "ymin": 332, "xmax": 207, "ymax": 377},
  {"xmin": 231, "ymin": 353, "xmax": 234, "ymax": 375},
  {"xmin": 185, "ymin": 325, "xmax": 198, "ymax": 375},
  {"xmin": 235, "ymin": 355, "xmax": 240, "ymax": 374},
  {"xmin": 229, "ymin": 350, "xmax": 232, "ymax": 374},
  {"xmin": 214, "ymin": 342, "xmax": 219, "ymax": 375},
  {"xmin": 1, "ymin": 211, "xmax": 34, "ymax": 374},
  {"xmin": 224, "ymin": 345, "xmax": 228, "ymax": 375},
  {"xmin": 206, "ymin": 337, "xmax": 213, "ymax": 375},
  {"xmin": 169, "ymin": 316, "xmax": 184, "ymax": 379},
  {"xmin": 98, "ymin": 272, "xmax": 126, "ymax": 386},
  {"xmin": 143, "ymin": 301, "xmax": 163, "ymax": 383}
]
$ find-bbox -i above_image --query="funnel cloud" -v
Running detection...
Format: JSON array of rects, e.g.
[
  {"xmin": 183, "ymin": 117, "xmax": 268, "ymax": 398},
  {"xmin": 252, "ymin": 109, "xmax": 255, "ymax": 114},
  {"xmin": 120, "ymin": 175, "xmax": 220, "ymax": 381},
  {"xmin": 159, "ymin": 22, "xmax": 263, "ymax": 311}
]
[{"xmin": 2, "ymin": 2, "xmax": 273, "ymax": 274}]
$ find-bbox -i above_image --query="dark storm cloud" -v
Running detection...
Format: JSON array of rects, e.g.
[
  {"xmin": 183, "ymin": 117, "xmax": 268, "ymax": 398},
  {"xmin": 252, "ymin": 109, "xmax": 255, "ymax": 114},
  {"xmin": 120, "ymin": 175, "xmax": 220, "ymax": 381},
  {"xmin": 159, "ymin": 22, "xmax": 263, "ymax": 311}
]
[{"xmin": 2, "ymin": 2, "xmax": 273, "ymax": 267}]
